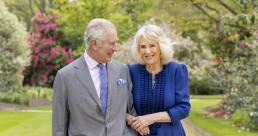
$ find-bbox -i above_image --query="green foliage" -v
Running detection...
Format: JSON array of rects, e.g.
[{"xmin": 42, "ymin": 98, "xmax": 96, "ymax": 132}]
[
  {"xmin": 16, "ymin": 86, "xmax": 52, "ymax": 99},
  {"xmin": 0, "ymin": 86, "xmax": 52, "ymax": 105},
  {"xmin": 0, "ymin": 93, "xmax": 30, "ymax": 105},
  {"xmin": 0, "ymin": 95, "xmax": 12, "ymax": 103},
  {"xmin": 231, "ymin": 108, "xmax": 258, "ymax": 130},
  {"xmin": 109, "ymin": 13, "xmax": 134, "ymax": 42},
  {"xmin": 190, "ymin": 77, "xmax": 224, "ymax": 95},
  {"xmin": 51, "ymin": 0, "xmax": 153, "ymax": 50},
  {"xmin": 207, "ymin": 11, "xmax": 258, "ymax": 132},
  {"xmin": 0, "ymin": 1, "xmax": 31, "ymax": 92},
  {"xmin": 4, "ymin": 0, "xmax": 55, "ymax": 30},
  {"xmin": 50, "ymin": 0, "xmax": 110, "ymax": 49},
  {"xmin": 207, "ymin": 12, "xmax": 258, "ymax": 130}
]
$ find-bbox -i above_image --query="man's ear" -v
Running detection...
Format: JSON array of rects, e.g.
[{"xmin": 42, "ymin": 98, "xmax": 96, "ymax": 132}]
[{"xmin": 90, "ymin": 39, "xmax": 97, "ymax": 49}]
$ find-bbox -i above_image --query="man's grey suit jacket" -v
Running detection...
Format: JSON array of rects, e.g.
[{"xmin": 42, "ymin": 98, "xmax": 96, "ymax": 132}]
[{"xmin": 52, "ymin": 56, "xmax": 136, "ymax": 136}]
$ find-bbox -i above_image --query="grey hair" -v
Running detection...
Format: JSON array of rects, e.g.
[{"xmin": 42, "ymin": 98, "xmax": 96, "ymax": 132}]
[
  {"xmin": 84, "ymin": 18, "xmax": 116, "ymax": 47},
  {"xmin": 131, "ymin": 24, "xmax": 173, "ymax": 65}
]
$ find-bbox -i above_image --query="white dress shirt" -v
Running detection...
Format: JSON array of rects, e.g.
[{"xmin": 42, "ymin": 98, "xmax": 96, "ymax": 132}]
[{"xmin": 84, "ymin": 52, "xmax": 106, "ymax": 98}]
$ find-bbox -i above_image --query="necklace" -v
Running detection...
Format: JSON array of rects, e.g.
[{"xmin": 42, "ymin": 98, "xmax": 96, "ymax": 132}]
[
  {"xmin": 146, "ymin": 65, "xmax": 163, "ymax": 89},
  {"xmin": 152, "ymin": 74, "xmax": 156, "ymax": 89}
]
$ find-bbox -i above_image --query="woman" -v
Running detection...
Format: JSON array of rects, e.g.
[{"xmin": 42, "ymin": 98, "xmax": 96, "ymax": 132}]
[{"xmin": 127, "ymin": 24, "xmax": 190, "ymax": 136}]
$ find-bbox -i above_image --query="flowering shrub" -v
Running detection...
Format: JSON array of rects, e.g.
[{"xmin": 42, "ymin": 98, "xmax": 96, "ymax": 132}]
[
  {"xmin": 0, "ymin": 1, "xmax": 30, "ymax": 92},
  {"xmin": 207, "ymin": 13, "xmax": 258, "ymax": 130},
  {"xmin": 23, "ymin": 12, "xmax": 73, "ymax": 86}
]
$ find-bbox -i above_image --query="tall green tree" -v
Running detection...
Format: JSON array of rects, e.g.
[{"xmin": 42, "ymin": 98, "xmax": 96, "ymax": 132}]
[{"xmin": 0, "ymin": 1, "xmax": 31, "ymax": 92}]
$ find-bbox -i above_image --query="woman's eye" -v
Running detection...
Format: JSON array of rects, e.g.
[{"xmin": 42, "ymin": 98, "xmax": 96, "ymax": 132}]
[
  {"xmin": 150, "ymin": 44, "xmax": 156, "ymax": 48},
  {"xmin": 139, "ymin": 45, "xmax": 146, "ymax": 48}
]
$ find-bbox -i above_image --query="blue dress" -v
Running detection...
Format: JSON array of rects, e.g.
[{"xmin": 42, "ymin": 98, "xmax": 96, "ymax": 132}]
[{"xmin": 128, "ymin": 61, "xmax": 191, "ymax": 136}]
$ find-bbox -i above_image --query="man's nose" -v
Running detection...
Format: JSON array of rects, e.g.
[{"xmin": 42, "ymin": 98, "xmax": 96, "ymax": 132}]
[{"xmin": 112, "ymin": 44, "xmax": 118, "ymax": 52}]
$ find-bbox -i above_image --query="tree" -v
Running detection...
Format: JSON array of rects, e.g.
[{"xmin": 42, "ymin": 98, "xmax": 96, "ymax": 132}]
[
  {"xmin": 50, "ymin": 0, "xmax": 153, "ymax": 58},
  {"xmin": 23, "ymin": 12, "xmax": 73, "ymax": 87},
  {"xmin": 4, "ymin": 0, "xmax": 153, "ymax": 58},
  {"xmin": 3, "ymin": 0, "xmax": 54, "ymax": 30},
  {"xmin": 0, "ymin": 1, "xmax": 31, "ymax": 92}
]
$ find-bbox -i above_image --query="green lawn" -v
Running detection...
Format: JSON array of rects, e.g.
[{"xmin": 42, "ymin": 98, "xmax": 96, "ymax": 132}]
[
  {"xmin": 0, "ymin": 106, "xmax": 51, "ymax": 136},
  {"xmin": 190, "ymin": 95, "xmax": 258, "ymax": 136},
  {"xmin": 0, "ymin": 95, "xmax": 258, "ymax": 136},
  {"xmin": 31, "ymin": 105, "xmax": 52, "ymax": 110}
]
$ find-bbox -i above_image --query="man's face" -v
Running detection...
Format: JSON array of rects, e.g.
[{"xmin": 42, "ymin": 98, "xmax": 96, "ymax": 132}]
[{"xmin": 94, "ymin": 29, "xmax": 118, "ymax": 63}]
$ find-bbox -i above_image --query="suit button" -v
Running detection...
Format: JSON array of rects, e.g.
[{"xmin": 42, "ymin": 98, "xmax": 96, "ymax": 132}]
[
  {"xmin": 96, "ymin": 106, "xmax": 102, "ymax": 113},
  {"xmin": 106, "ymin": 118, "xmax": 110, "ymax": 123}
]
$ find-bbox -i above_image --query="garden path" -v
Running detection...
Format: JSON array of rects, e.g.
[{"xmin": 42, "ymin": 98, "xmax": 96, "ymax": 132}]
[{"xmin": 182, "ymin": 118, "xmax": 212, "ymax": 136}]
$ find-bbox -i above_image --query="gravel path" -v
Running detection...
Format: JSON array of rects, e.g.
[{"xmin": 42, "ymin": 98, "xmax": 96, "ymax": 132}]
[{"xmin": 182, "ymin": 118, "xmax": 212, "ymax": 136}]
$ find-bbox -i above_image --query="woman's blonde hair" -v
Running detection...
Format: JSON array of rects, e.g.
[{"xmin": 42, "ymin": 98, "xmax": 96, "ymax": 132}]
[{"xmin": 131, "ymin": 24, "xmax": 173, "ymax": 65}]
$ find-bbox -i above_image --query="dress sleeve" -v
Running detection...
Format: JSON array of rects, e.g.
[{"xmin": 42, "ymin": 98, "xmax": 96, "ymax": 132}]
[{"xmin": 166, "ymin": 64, "xmax": 191, "ymax": 126}]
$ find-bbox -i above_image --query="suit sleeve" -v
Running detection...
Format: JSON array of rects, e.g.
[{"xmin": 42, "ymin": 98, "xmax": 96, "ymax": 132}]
[
  {"xmin": 52, "ymin": 71, "xmax": 69, "ymax": 136},
  {"xmin": 122, "ymin": 66, "xmax": 137, "ymax": 136},
  {"xmin": 126, "ymin": 66, "xmax": 136, "ymax": 116},
  {"xmin": 166, "ymin": 64, "xmax": 191, "ymax": 125}
]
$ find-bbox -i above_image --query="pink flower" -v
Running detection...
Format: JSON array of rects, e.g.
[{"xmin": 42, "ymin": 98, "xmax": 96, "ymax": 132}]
[
  {"xmin": 39, "ymin": 65, "xmax": 54, "ymax": 85},
  {"xmin": 47, "ymin": 23, "xmax": 56, "ymax": 29},
  {"xmin": 60, "ymin": 47, "xmax": 68, "ymax": 57},
  {"xmin": 35, "ymin": 27, "xmax": 41, "ymax": 32},
  {"xmin": 32, "ymin": 55, "xmax": 37, "ymax": 59},
  {"xmin": 65, "ymin": 58, "xmax": 73, "ymax": 64},
  {"xmin": 47, "ymin": 39, "xmax": 55, "ymax": 45},
  {"xmin": 68, "ymin": 48, "xmax": 73, "ymax": 55},
  {"xmin": 33, "ymin": 46, "xmax": 40, "ymax": 53},
  {"xmin": 30, "ymin": 74, "xmax": 36, "ymax": 85},
  {"xmin": 25, "ymin": 12, "xmax": 74, "ymax": 86},
  {"xmin": 32, "ymin": 33, "xmax": 40, "ymax": 39},
  {"xmin": 50, "ymin": 48, "xmax": 58, "ymax": 57},
  {"xmin": 33, "ymin": 56, "xmax": 39, "ymax": 68}
]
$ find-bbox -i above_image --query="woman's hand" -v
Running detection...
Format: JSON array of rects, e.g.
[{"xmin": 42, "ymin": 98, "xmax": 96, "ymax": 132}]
[
  {"xmin": 126, "ymin": 114, "xmax": 150, "ymax": 135},
  {"xmin": 127, "ymin": 112, "xmax": 171, "ymax": 135},
  {"xmin": 138, "ymin": 126, "xmax": 150, "ymax": 136},
  {"xmin": 131, "ymin": 115, "xmax": 154, "ymax": 132}
]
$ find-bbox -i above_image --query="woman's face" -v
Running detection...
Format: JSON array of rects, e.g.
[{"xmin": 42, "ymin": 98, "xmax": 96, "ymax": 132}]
[{"xmin": 138, "ymin": 37, "xmax": 161, "ymax": 65}]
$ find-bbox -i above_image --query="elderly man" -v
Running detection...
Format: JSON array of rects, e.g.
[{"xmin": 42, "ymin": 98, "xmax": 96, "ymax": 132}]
[{"xmin": 52, "ymin": 18, "xmax": 136, "ymax": 136}]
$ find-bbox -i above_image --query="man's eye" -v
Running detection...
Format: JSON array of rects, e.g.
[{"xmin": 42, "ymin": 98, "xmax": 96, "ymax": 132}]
[{"xmin": 110, "ymin": 42, "xmax": 116, "ymax": 46}]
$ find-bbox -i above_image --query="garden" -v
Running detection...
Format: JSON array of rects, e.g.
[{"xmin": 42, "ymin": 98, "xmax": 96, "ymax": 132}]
[{"xmin": 0, "ymin": 0, "xmax": 257, "ymax": 136}]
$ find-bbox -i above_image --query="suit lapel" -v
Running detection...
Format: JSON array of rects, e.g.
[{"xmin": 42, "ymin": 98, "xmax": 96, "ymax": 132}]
[
  {"xmin": 75, "ymin": 56, "xmax": 101, "ymax": 108},
  {"xmin": 107, "ymin": 60, "xmax": 118, "ymax": 109}
]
